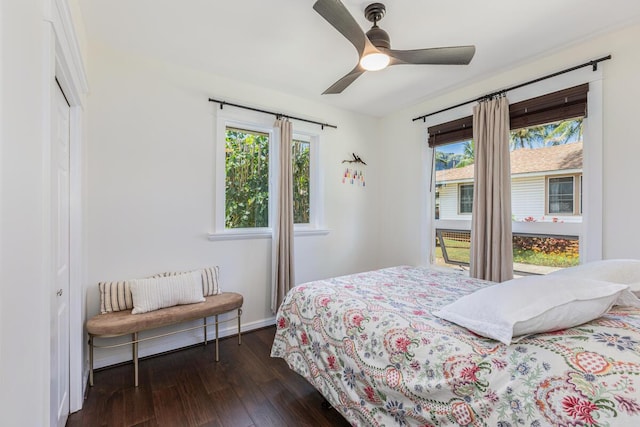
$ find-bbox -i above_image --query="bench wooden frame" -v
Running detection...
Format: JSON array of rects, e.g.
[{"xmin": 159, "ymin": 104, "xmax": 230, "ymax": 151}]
[{"xmin": 87, "ymin": 292, "xmax": 243, "ymax": 387}]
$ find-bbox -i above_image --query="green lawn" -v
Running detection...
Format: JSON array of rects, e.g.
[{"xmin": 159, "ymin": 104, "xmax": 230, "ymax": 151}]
[
  {"xmin": 513, "ymin": 248, "xmax": 579, "ymax": 268},
  {"xmin": 435, "ymin": 238, "xmax": 470, "ymax": 265},
  {"xmin": 435, "ymin": 237, "xmax": 579, "ymax": 268}
]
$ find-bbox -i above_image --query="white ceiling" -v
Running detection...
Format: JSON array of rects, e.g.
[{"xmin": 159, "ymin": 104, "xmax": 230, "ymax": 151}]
[{"xmin": 78, "ymin": 0, "xmax": 640, "ymax": 117}]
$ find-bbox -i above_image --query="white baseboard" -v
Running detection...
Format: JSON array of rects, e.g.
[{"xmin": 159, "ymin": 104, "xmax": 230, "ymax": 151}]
[{"xmin": 92, "ymin": 316, "xmax": 276, "ymax": 370}]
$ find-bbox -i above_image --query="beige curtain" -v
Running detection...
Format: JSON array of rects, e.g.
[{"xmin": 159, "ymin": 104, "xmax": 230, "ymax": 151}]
[
  {"xmin": 470, "ymin": 96, "xmax": 513, "ymax": 282},
  {"xmin": 271, "ymin": 118, "xmax": 295, "ymax": 313}
]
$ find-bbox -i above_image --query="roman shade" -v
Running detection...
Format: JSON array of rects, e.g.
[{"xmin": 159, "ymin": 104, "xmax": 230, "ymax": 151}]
[{"xmin": 428, "ymin": 83, "xmax": 588, "ymax": 147}]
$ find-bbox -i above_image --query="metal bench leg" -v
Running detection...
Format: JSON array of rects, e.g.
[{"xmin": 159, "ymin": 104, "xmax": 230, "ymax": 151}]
[
  {"xmin": 89, "ymin": 335, "xmax": 94, "ymax": 386},
  {"xmin": 215, "ymin": 314, "xmax": 219, "ymax": 362},
  {"xmin": 238, "ymin": 308, "xmax": 242, "ymax": 346},
  {"xmin": 133, "ymin": 332, "xmax": 139, "ymax": 387},
  {"xmin": 203, "ymin": 317, "xmax": 208, "ymax": 346}
]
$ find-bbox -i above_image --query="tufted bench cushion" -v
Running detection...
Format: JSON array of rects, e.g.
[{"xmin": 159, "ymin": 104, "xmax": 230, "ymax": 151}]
[{"xmin": 87, "ymin": 292, "xmax": 243, "ymax": 386}]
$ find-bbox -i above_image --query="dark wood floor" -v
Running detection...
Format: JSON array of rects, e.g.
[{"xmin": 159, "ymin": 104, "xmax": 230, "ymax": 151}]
[{"xmin": 67, "ymin": 326, "xmax": 350, "ymax": 427}]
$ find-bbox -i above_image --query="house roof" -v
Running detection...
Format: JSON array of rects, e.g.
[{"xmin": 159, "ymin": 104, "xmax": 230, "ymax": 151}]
[{"xmin": 436, "ymin": 142, "xmax": 582, "ymax": 183}]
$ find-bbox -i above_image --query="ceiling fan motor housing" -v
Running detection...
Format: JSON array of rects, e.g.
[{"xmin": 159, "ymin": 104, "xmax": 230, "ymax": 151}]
[
  {"xmin": 364, "ymin": 3, "xmax": 390, "ymax": 48},
  {"xmin": 366, "ymin": 26, "xmax": 390, "ymax": 49}
]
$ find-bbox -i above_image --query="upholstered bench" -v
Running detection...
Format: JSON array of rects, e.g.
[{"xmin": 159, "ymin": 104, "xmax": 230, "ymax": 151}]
[{"xmin": 87, "ymin": 292, "xmax": 243, "ymax": 387}]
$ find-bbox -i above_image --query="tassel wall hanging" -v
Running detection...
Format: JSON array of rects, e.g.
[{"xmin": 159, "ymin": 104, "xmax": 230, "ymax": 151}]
[
  {"xmin": 341, "ymin": 153, "xmax": 366, "ymax": 187},
  {"xmin": 342, "ymin": 168, "xmax": 366, "ymax": 187}
]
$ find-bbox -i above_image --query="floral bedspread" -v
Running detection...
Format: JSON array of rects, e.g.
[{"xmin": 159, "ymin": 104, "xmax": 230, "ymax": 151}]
[{"xmin": 270, "ymin": 266, "xmax": 640, "ymax": 426}]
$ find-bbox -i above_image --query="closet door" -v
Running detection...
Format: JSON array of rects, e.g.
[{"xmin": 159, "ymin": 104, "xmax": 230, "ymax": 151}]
[{"xmin": 51, "ymin": 81, "xmax": 70, "ymax": 427}]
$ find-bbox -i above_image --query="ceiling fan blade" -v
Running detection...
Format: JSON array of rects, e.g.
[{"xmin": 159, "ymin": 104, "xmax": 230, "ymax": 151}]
[
  {"xmin": 322, "ymin": 65, "xmax": 366, "ymax": 94},
  {"xmin": 313, "ymin": 0, "xmax": 373, "ymax": 57},
  {"xmin": 387, "ymin": 45, "xmax": 476, "ymax": 66}
]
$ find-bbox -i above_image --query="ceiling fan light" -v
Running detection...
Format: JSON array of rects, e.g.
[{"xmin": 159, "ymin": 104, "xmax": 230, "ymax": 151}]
[{"xmin": 360, "ymin": 53, "xmax": 390, "ymax": 71}]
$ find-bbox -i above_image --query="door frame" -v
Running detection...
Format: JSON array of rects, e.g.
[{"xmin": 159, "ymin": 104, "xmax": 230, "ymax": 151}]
[{"xmin": 44, "ymin": 0, "xmax": 88, "ymax": 413}]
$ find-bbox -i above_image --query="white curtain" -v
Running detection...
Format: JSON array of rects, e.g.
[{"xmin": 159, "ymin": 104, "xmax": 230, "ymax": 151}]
[
  {"xmin": 271, "ymin": 118, "xmax": 295, "ymax": 313},
  {"xmin": 470, "ymin": 96, "xmax": 514, "ymax": 282}
]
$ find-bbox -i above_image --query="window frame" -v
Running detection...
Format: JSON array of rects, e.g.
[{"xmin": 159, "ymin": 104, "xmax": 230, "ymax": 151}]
[
  {"xmin": 215, "ymin": 118, "xmax": 275, "ymax": 238},
  {"xmin": 426, "ymin": 69, "xmax": 604, "ymax": 268},
  {"xmin": 289, "ymin": 131, "xmax": 322, "ymax": 232},
  {"xmin": 546, "ymin": 174, "xmax": 582, "ymax": 216},
  {"xmin": 458, "ymin": 183, "xmax": 474, "ymax": 215},
  {"xmin": 210, "ymin": 111, "xmax": 326, "ymax": 241}
]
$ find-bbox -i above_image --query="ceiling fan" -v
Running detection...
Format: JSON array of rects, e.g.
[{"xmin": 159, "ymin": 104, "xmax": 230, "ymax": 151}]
[{"xmin": 313, "ymin": 0, "xmax": 476, "ymax": 94}]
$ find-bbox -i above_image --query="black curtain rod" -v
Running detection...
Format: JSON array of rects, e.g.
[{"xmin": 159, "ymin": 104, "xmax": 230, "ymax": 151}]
[
  {"xmin": 412, "ymin": 54, "xmax": 612, "ymax": 123},
  {"xmin": 208, "ymin": 98, "xmax": 337, "ymax": 130}
]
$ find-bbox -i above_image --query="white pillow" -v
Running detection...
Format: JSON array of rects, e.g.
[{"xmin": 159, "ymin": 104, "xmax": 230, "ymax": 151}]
[
  {"xmin": 151, "ymin": 266, "xmax": 221, "ymax": 296},
  {"xmin": 433, "ymin": 275, "xmax": 640, "ymax": 345},
  {"xmin": 550, "ymin": 259, "xmax": 640, "ymax": 285},
  {"xmin": 130, "ymin": 271, "xmax": 204, "ymax": 314}
]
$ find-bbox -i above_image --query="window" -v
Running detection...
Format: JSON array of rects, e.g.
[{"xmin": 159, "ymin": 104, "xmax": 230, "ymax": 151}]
[
  {"xmin": 430, "ymin": 80, "xmax": 603, "ymax": 273},
  {"xmin": 292, "ymin": 137, "xmax": 311, "ymax": 224},
  {"xmin": 212, "ymin": 113, "xmax": 323, "ymax": 239},
  {"xmin": 225, "ymin": 127, "xmax": 270, "ymax": 229},
  {"xmin": 548, "ymin": 176, "xmax": 574, "ymax": 215},
  {"xmin": 433, "ymin": 118, "xmax": 584, "ymax": 274},
  {"xmin": 458, "ymin": 184, "xmax": 473, "ymax": 214}
]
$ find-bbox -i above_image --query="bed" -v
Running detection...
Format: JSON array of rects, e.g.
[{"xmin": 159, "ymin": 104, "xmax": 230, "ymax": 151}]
[{"xmin": 270, "ymin": 265, "xmax": 640, "ymax": 426}]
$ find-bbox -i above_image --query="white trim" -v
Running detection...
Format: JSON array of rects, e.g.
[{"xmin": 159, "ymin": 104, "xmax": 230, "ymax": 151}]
[
  {"xmin": 294, "ymin": 228, "xmax": 330, "ymax": 237},
  {"xmin": 581, "ymin": 79, "xmax": 603, "ymax": 262},
  {"xmin": 48, "ymin": 0, "xmax": 89, "ymax": 103},
  {"xmin": 42, "ymin": 23, "xmax": 55, "ymax": 427},
  {"xmin": 208, "ymin": 230, "xmax": 272, "ymax": 241},
  {"xmin": 46, "ymin": 0, "xmax": 88, "ymax": 415},
  {"xmin": 207, "ymin": 228, "xmax": 330, "ymax": 241},
  {"xmin": 421, "ymin": 126, "xmax": 433, "ymax": 267}
]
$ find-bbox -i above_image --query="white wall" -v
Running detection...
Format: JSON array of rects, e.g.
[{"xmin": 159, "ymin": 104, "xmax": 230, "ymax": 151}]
[
  {"xmin": 85, "ymin": 42, "xmax": 382, "ymax": 367},
  {"xmin": 5, "ymin": 5, "xmax": 640, "ymax": 423},
  {"xmin": 378, "ymin": 23, "xmax": 640, "ymax": 267},
  {"xmin": 0, "ymin": 1, "xmax": 51, "ymax": 426}
]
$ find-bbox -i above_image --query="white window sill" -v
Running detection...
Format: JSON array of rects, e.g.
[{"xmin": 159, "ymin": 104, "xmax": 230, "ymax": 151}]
[
  {"xmin": 295, "ymin": 228, "xmax": 330, "ymax": 237},
  {"xmin": 207, "ymin": 228, "xmax": 330, "ymax": 241}
]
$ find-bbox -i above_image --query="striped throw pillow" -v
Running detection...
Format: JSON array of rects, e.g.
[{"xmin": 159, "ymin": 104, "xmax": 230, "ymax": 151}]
[
  {"xmin": 98, "ymin": 281, "xmax": 134, "ymax": 314},
  {"xmin": 153, "ymin": 266, "xmax": 221, "ymax": 296},
  {"xmin": 98, "ymin": 266, "xmax": 221, "ymax": 314}
]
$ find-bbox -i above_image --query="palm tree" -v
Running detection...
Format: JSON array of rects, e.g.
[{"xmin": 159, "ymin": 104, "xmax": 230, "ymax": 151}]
[
  {"xmin": 545, "ymin": 118, "xmax": 583, "ymax": 145},
  {"xmin": 510, "ymin": 126, "xmax": 547, "ymax": 150},
  {"xmin": 456, "ymin": 140, "xmax": 475, "ymax": 167},
  {"xmin": 434, "ymin": 150, "xmax": 450, "ymax": 170}
]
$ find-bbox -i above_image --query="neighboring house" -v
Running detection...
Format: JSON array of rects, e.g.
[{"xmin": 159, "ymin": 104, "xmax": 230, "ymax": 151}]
[{"xmin": 436, "ymin": 142, "xmax": 583, "ymax": 223}]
